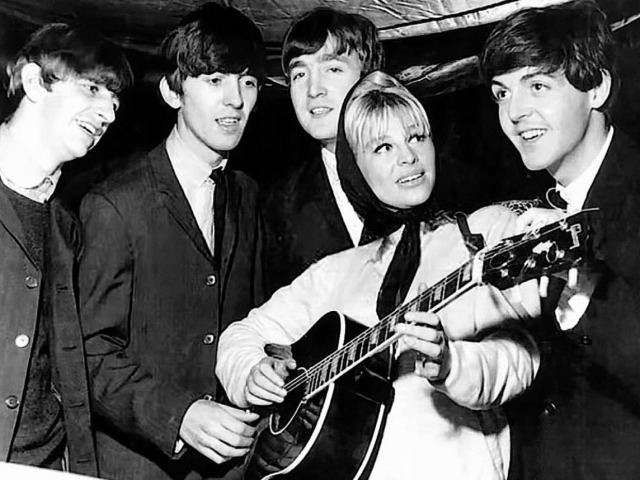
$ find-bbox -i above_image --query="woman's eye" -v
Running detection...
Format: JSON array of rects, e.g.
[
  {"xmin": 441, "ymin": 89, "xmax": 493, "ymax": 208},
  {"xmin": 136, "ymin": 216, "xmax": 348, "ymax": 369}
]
[
  {"xmin": 374, "ymin": 143, "xmax": 392, "ymax": 154},
  {"xmin": 408, "ymin": 134, "xmax": 426, "ymax": 144}
]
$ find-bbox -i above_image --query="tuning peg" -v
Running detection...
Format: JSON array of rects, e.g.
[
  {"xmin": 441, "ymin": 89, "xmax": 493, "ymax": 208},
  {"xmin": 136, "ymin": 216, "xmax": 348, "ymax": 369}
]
[
  {"xmin": 568, "ymin": 268, "xmax": 578, "ymax": 289},
  {"xmin": 539, "ymin": 275, "xmax": 549, "ymax": 298}
]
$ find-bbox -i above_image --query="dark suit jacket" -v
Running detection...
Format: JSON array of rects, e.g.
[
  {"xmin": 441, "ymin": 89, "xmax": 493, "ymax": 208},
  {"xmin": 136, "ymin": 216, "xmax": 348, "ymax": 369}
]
[
  {"xmin": 509, "ymin": 130, "xmax": 640, "ymax": 480},
  {"xmin": 262, "ymin": 146, "xmax": 354, "ymax": 296},
  {"xmin": 0, "ymin": 191, "xmax": 97, "ymax": 476},
  {"xmin": 78, "ymin": 143, "xmax": 264, "ymax": 480}
]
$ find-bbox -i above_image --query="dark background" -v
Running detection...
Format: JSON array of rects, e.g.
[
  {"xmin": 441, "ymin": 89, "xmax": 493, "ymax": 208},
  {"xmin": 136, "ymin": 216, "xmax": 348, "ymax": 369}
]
[{"xmin": 0, "ymin": 6, "xmax": 638, "ymax": 214}]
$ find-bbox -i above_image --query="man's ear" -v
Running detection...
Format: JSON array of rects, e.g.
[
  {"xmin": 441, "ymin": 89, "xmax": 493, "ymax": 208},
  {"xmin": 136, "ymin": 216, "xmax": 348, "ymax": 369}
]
[
  {"xmin": 20, "ymin": 62, "xmax": 48, "ymax": 103},
  {"xmin": 590, "ymin": 69, "xmax": 612, "ymax": 110},
  {"xmin": 159, "ymin": 77, "xmax": 181, "ymax": 109}
]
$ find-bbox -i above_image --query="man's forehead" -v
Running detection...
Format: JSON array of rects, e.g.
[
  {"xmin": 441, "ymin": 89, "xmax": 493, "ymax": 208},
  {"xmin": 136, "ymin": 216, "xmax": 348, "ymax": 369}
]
[
  {"xmin": 492, "ymin": 66, "xmax": 562, "ymax": 84},
  {"xmin": 288, "ymin": 37, "xmax": 356, "ymax": 70}
]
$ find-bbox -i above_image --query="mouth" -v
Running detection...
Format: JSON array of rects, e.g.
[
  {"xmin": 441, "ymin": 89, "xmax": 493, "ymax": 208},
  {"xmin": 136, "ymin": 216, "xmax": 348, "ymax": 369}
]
[
  {"xmin": 397, "ymin": 172, "xmax": 425, "ymax": 185},
  {"xmin": 216, "ymin": 117, "xmax": 243, "ymax": 132},
  {"xmin": 518, "ymin": 128, "xmax": 546, "ymax": 142},
  {"xmin": 76, "ymin": 119, "xmax": 101, "ymax": 139},
  {"xmin": 309, "ymin": 107, "xmax": 332, "ymax": 117}
]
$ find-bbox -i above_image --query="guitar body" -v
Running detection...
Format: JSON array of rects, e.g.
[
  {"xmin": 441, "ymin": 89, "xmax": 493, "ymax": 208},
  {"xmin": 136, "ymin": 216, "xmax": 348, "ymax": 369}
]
[{"xmin": 245, "ymin": 312, "xmax": 395, "ymax": 480}]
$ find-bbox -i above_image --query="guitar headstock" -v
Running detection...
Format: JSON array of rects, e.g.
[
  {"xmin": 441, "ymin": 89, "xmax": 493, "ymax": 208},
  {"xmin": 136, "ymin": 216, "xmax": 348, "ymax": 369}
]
[{"xmin": 482, "ymin": 210, "xmax": 592, "ymax": 290}]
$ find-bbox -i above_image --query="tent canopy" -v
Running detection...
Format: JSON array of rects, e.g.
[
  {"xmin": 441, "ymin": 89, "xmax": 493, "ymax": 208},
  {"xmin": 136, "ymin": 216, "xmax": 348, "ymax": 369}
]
[{"xmin": 1, "ymin": 0, "xmax": 639, "ymax": 91}]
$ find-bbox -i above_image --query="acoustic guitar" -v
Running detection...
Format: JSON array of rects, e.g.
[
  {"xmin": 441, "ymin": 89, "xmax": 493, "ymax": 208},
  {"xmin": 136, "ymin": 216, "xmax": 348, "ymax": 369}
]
[{"xmin": 246, "ymin": 210, "xmax": 592, "ymax": 480}]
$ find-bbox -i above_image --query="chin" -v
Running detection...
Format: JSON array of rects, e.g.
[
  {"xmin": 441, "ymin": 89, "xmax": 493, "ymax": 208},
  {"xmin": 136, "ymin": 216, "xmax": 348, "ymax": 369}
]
[{"xmin": 521, "ymin": 156, "xmax": 551, "ymax": 172}]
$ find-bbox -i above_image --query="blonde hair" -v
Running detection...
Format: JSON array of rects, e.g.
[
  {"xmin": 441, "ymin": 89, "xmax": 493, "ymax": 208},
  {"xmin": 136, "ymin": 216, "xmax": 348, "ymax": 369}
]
[{"xmin": 344, "ymin": 71, "xmax": 431, "ymax": 156}]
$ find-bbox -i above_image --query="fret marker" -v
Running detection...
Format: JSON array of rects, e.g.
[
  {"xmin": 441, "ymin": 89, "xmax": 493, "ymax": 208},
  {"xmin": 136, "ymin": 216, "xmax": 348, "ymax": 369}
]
[
  {"xmin": 434, "ymin": 285, "xmax": 443, "ymax": 301},
  {"xmin": 462, "ymin": 263, "xmax": 472, "ymax": 282}
]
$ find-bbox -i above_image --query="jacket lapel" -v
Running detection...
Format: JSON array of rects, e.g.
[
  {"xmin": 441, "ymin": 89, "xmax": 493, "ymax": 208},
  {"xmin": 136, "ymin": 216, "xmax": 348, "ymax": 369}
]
[
  {"xmin": 302, "ymin": 152, "xmax": 354, "ymax": 248},
  {"xmin": 0, "ymin": 184, "xmax": 35, "ymax": 266},
  {"xmin": 149, "ymin": 144, "xmax": 214, "ymax": 264},
  {"xmin": 584, "ymin": 131, "xmax": 627, "ymax": 253},
  {"xmin": 219, "ymin": 171, "xmax": 239, "ymax": 300}
]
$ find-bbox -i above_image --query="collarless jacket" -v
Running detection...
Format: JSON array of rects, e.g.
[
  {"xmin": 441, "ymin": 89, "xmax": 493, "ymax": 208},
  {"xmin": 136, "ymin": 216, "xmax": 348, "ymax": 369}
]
[
  {"xmin": 262, "ymin": 146, "xmax": 354, "ymax": 296},
  {"xmin": 0, "ymin": 190, "xmax": 97, "ymax": 476},
  {"xmin": 510, "ymin": 130, "xmax": 640, "ymax": 480},
  {"xmin": 78, "ymin": 143, "xmax": 264, "ymax": 479}
]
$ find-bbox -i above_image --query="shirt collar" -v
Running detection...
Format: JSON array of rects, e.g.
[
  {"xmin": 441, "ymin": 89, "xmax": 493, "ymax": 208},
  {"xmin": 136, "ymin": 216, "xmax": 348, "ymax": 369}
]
[
  {"xmin": 557, "ymin": 126, "xmax": 613, "ymax": 212},
  {"xmin": 0, "ymin": 124, "xmax": 61, "ymax": 202},
  {"xmin": 320, "ymin": 147, "xmax": 337, "ymax": 174},
  {"xmin": 165, "ymin": 126, "xmax": 227, "ymax": 188}
]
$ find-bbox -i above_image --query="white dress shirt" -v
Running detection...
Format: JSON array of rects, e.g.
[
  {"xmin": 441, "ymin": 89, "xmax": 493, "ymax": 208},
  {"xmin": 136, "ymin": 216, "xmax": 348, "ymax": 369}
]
[
  {"xmin": 165, "ymin": 127, "xmax": 226, "ymax": 254},
  {"xmin": 554, "ymin": 126, "xmax": 613, "ymax": 330},
  {"xmin": 0, "ymin": 125, "xmax": 61, "ymax": 203},
  {"xmin": 321, "ymin": 147, "xmax": 363, "ymax": 246}
]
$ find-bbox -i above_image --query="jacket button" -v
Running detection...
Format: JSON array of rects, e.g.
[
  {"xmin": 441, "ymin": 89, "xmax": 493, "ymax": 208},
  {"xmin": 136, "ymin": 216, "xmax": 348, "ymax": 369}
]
[
  {"xmin": 5, "ymin": 395, "xmax": 19, "ymax": 409},
  {"xmin": 203, "ymin": 334, "xmax": 216, "ymax": 345},
  {"xmin": 542, "ymin": 401, "xmax": 558, "ymax": 417},
  {"xmin": 25, "ymin": 276, "xmax": 39, "ymax": 288},
  {"xmin": 203, "ymin": 394, "xmax": 214, "ymax": 401},
  {"xmin": 205, "ymin": 275, "xmax": 216, "ymax": 286},
  {"xmin": 580, "ymin": 335, "xmax": 592, "ymax": 346},
  {"xmin": 15, "ymin": 334, "xmax": 29, "ymax": 348}
]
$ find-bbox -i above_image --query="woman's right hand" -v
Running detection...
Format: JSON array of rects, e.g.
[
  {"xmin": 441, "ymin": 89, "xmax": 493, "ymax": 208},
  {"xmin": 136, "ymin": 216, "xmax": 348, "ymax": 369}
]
[{"xmin": 244, "ymin": 357, "xmax": 297, "ymax": 406}]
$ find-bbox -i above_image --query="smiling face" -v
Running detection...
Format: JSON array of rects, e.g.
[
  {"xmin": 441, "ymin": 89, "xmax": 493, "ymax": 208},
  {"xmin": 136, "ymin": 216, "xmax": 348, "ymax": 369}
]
[
  {"xmin": 42, "ymin": 75, "xmax": 119, "ymax": 166},
  {"xmin": 356, "ymin": 113, "xmax": 436, "ymax": 210},
  {"xmin": 174, "ymin": 71, "xmax": 258, "ymax": 164},
  {"xmin": 288, "ymin": 36, "xmax": 363, "ymax": 152},
  {"xmin": 491, "ymin": 66, "xmax": 609, "ymax": 185}
]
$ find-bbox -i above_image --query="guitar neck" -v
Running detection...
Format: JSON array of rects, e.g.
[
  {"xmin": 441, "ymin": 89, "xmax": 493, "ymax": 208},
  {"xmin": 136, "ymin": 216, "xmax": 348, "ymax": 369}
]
[
  {"xmin": 296, "ymin": 257, "xmax": 480, "ymax": 399},
  {"xmin": 287, "ymin": 209, "xmax": 592, "ymax": 400}
]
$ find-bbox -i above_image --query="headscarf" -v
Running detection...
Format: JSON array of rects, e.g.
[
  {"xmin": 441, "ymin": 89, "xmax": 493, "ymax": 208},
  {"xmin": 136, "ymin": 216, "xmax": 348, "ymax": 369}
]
[{"xmin": 335, "ymin": 71, "xmax": 444, "ymax": 320}]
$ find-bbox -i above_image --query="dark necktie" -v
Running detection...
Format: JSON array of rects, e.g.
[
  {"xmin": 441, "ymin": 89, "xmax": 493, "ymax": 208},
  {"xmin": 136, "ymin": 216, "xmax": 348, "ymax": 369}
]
[
  {"xmin": 546, "ymin": 188, "xmax": 568, "ymax": 210},
  {"xmin": 209, "ymin": 167, "xmax": 227, "ymax": 269}
]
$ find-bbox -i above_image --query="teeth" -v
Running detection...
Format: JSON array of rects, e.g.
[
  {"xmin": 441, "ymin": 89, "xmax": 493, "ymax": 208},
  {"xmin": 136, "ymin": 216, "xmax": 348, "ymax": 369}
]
[
  {"xmin": 217, "ymin": 118, "xmax": 239, "ymax": 126},
  {"xmin": 520, "ymin": 129, "xmax": 545, "ymax": 141},
  {"xmin": 310, "ymin": 107, "xmax": 330, "ymax": 115},
  {"xmin": 399, "ymin": 173, "xmax": 423, "ymax": 184},
  {"xmin": 77, "ymin": 120, "xmax": 96, "ymax": 136}
]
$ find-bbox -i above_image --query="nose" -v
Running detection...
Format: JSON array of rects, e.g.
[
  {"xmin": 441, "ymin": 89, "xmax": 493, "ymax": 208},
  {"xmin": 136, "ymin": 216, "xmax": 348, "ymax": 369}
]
[
  {"xmin": 307, "ymin": 69, "xmax": 326, "ymax": 98},
  {"xmin": 223, "ymin": 78, "xmax": 244, "ymax": 109},
  {"xmin": 398, "ymin": 143, "xmax": 418, "ymax": 165},
  {"xmin": 506, "ymin": 88, "xmax": 532, "ymax": 123},
  {"xmin": 95, "ymin": 95, "xmax": 117, "ymax": 126}
]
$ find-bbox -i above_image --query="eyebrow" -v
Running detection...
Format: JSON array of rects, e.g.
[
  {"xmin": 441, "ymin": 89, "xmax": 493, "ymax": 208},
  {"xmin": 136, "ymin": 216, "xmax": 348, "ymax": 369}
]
[
  {"xmin": 288, "ymin": 52, "xmax": 350, "ymax": 71},
  {"xmin": 491, "ymin": 68, "xmax": 553, "ymax": 87}
]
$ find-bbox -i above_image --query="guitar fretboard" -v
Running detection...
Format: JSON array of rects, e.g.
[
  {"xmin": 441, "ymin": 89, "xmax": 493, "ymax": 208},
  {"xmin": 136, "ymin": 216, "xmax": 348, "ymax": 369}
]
[{"xmin": 288, "ymin": 258, "xmax": 477, "ymax": 398}]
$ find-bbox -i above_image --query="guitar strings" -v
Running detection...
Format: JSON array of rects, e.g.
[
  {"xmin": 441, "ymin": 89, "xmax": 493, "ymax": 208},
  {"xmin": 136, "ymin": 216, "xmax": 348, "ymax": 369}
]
[{"xmin": 283, "ymin": 220, "xmax": 574, "ymax": 394}]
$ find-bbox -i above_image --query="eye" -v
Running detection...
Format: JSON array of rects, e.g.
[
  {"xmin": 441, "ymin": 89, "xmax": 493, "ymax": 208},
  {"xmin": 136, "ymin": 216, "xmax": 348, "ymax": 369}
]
[
  {"xmin": 408, "ymin": 134, "xmax": 426, "ymax": 144},
  {"xmin": 208, "ymin": 76, "xmax": 223, "ymax": 86},
  {"xmin": 290, "ymin": 70, "xmax": 305, "ymax": 82},
  {"xmin": 491, "ymin": 87, "xmax": 509, "ymax": 103},
  {"xmin": 373, "ymin": 143, "xmax": 392, "ymax": 154},
  {"xmin": 531, "ymin": 81, "xmax": 547, "ymax": 92},
  {"xmin": 242, "ymin": 76, "xmax": 258, "ymax": 88},
  {"xmin": 328, "ymin": 66, "xmax": 343, "ymax": 74},
  {"xmin": 80, "ymin": 81, "xmax": 100, "ymax": 95}
]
